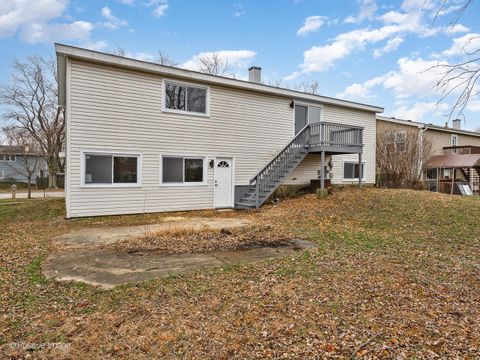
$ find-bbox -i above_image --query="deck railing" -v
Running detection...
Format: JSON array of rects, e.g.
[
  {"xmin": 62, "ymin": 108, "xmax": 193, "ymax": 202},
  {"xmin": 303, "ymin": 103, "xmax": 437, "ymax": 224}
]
[{"xmin": 309, "ymin": 122, "xmax": 363, "ymax": 150}]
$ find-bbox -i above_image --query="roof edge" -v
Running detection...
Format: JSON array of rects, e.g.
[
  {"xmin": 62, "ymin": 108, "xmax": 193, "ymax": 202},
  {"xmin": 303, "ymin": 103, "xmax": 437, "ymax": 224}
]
[
  {"xmin": 377, "ymin": 115, "xmax": 480, "ymax": 137},
  {"xmin": 55, "ymin": 43, "xmax": 384, "ymax": 114}
]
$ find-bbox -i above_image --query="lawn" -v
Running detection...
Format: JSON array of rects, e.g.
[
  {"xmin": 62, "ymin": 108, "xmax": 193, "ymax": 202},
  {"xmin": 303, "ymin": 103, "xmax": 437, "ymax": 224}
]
[{"xmin": 1, "ymin": 189, "xmax": 479, "ymax": 359}]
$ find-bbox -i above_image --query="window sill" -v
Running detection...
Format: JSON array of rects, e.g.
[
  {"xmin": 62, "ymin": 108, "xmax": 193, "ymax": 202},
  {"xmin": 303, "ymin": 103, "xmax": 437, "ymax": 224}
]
[
  {"xmin": 159, "ymin": 182, "xmax": 208, "ymax": 187},
  {"xmin": 161, "ymin": 108, "xmax": 209, "ymax": 118},
  {"xmin": 342, "ymin": 178, "xmax": 366, "ymax": 181},
  {"xmin": 80, "ymin": 183, "xmax": 143, "ymax": 188}
]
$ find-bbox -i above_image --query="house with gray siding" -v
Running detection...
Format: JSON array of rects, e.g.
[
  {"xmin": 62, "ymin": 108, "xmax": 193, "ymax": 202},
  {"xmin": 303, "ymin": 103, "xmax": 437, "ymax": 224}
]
[
  {"xmin": 56, "ymin": 44, "xmax": 383, "ymax": 218},
  {"xmin": 0, "ymin": 145, "xmax": 48, "ymax": 184}
]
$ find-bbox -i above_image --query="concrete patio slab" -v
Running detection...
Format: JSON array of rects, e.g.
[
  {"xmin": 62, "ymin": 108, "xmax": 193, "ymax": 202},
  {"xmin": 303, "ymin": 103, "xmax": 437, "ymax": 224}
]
[
  {"xmin": 56, "ymin": 217, "xmax": 252, "ymax": 248},
  {"xmin": 43, "ymin": 239, "xmax": 317, "ymax": 289}
]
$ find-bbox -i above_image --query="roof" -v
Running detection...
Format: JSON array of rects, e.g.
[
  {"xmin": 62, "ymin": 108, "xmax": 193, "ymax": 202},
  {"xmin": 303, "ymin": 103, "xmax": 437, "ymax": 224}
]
[
  {"xmin": 55, "ymin": 43, "xmax": 384, "ymax": 114},
  {"xmin": 377, "ymin": 115, "xmax": 480, "ymax": 138},
  {"xmin": 0, "ymin": 145, "xmax": 42, "ymax": 156},
  {"xmin": 426, "ymin": 154, "xmax": 480, "ymax": 169}
]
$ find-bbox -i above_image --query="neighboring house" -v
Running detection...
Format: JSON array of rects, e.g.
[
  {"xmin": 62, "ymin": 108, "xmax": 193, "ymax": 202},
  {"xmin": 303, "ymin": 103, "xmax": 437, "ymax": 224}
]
[
  {"xmin": 56, "ymin": 44, "xmax": 383, "ymax": 218},
  {"xmin": 0, "ymin": 145, "xmax": 48, "ymax": 184},
  {"xmin": 376, "ymin": 115, "xmax": 480, "ymax": 195}
]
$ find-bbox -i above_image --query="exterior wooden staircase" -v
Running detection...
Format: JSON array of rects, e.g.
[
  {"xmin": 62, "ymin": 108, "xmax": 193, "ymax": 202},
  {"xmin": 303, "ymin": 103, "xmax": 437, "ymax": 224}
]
[{"xmin": 235, "ymin": 122, "xmax": 364, "ymax": 209}]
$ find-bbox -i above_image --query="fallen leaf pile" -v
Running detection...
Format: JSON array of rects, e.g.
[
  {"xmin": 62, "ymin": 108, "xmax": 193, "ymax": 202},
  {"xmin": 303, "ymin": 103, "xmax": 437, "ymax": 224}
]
[
  {"xmin": 108, "ymin": 225, "xmax": 291, "ymax": 255},
  {"xmin": 1, "ymin": 188, "xmax": 480, "ymax": 359}
]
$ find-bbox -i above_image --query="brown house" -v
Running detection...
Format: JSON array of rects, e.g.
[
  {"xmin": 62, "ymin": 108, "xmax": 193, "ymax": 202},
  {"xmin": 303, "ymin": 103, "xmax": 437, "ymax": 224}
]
[{"xmin": 376, "ymin": 116, "xmax": 480, "ymax": 195}]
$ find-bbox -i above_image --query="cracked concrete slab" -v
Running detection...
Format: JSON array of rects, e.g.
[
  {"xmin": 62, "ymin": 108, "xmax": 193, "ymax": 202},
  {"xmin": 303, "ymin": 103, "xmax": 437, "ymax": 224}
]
[
  {"xmin": 55, "ymin": 217, "xmax": 252, "ymax": 248},
  {"xmin": 43, "ymin": 239, "xmax": 317, "ymax": 289}
]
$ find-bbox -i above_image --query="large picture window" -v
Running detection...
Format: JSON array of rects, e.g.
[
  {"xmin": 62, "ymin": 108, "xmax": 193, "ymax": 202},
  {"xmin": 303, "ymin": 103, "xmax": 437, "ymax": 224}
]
[
  {"xmin": 343, "ymin": 161, "xmax": 365, "ymax": 180},
  {"xmin": 164, "ymin": 81, "xmax": 208, "ymax": 115},
  {"xmin": 161, "ymin": 156, "xmax": 205, "ymax": 185},
  {"xmin": 83, "ymin": 152, "xmax": 141, "ymax": 186}
]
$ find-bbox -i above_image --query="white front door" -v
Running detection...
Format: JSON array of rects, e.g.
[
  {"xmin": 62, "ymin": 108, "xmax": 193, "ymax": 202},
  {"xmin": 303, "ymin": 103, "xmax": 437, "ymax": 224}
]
[{"xmin": 214, "ymin": 157, "xmax": 233, "ymax": 208}]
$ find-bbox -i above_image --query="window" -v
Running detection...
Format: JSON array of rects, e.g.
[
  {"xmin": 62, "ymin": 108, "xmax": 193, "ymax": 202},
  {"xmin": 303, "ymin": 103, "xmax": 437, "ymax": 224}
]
[
  {"xmin": 451, "ymin": 134, "xmax": 459, "ymax": 147},
  {"xmin": 395, "ymin": 131, "xmax": 407, "ymax": 153},
  {"xmin": 83, "ymin": 152, "xmax": 141, "ymax": 186},
  {"xmin": 343, "ymin": 161, "xmax": 365, "ymax": 180},
  {"xmin": 426, "ymin": 168, "xmax": 438, "ymax": 180},
  {"xmin": 0, "ymin": 155, "xmax": 16, "ymax": 162},
  {"xmin": 164, "ymin": 81, "xmax": 208, "ymax": 115},
  {"xmin": 161, "ymin": 156, "xmax": 206, "ymax": 185}
]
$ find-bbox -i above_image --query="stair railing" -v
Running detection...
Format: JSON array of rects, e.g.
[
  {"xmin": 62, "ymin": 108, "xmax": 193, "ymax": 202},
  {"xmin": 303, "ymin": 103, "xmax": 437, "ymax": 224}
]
[{"xmin": 250, "ymin": 125, "xmax": 311, "ymax": 207}]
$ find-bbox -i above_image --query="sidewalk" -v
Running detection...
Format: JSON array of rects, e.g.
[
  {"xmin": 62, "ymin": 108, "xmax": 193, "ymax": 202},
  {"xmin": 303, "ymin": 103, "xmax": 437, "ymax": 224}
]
[{"xmin": 0, "ymin": 191, "xmax": 64, "ymax": 199}]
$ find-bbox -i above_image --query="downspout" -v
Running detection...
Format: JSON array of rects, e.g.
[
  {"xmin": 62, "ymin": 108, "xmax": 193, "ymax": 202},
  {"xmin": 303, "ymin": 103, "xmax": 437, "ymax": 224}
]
[{"xmin": 418, "ymin": 125, "xmax": 428, "ymax": 181}]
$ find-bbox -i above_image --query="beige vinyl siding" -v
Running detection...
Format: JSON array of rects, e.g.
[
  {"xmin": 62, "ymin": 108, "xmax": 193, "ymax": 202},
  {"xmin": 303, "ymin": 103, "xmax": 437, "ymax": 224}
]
[
  {"xmin": 325, "ymin": 106, "xmax": 376, "ymax": 184},
  {"xmin": 68, "ymin": 60, "xmax": 293, "ymax": 217},
  {"xmin": 67, "ymin": 60, "xmax": 377, "ymax": 217},
  {"xmin": 283, "ymin": 153, "xmax": 330, "ymax": 185},
  {"xmin": 424, "ymin": 129, "xmax": 480, "ymax": 156}
]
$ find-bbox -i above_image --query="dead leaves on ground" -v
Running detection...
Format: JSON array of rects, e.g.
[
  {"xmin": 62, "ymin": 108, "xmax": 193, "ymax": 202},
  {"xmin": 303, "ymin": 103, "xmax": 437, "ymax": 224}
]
[{"xmin": 1, "ymin": 189, "xmax": 480, "ymax": 359}]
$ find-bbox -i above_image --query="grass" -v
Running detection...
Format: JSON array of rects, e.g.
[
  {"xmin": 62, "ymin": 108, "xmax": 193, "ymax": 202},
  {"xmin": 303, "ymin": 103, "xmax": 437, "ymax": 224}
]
[{"xmin": 1, "ymin": 188, "xmax": 480, "ymax": 358}]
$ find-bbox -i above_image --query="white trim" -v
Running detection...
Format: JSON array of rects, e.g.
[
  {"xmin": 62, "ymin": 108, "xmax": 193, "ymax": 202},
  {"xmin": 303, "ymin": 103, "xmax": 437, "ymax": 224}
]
[
  {"xmin": 55, "ymin": 43, "xmax": 384, "ymax": 114},
  {"xmin": 80, "ymin": 150, "xmax": 143, "ymax": 188},
  {"xmin": 342, "ymin": 160, "xmax": 366, "ymax": 181},
  {"xmin": 451, "ymin": 134, "xmax": 459, "ymax": 147},
  {"xmin": 213, "ymin": 156, "xmax": 235, "ymax": 209},
  {"xmin": 65, "ymin": 58, "xmax": 72, "ymax": 218},
  {"xmin": 162, "ymin": 79, "xmax": 210, "ymax": 117},
  {"xmin": 159, "ymin": 154, "xmax": 208, "ymax": 186}
]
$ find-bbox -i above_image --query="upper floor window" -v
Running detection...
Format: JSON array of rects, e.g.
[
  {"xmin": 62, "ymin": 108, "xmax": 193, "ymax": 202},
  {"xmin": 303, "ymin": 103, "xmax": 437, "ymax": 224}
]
[
  {"xmin": 0, "ymin": 155, "xmax": 16, "ymax": 162},
  {"xmin": 451, "ymin": 134, "xmax": 459, "ymax": 147},
  {"xmin": 164, "ymin": 81, "xmax": 208, "ymax": 115},
  {"xmin": 395, "ymin": 131, "xmax": 407, "ymax": 153}
]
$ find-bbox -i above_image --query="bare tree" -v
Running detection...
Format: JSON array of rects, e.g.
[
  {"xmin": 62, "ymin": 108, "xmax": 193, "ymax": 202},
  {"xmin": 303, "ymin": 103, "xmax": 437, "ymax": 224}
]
[
  {"xmin": 2, "ymin": 126, "xmax": 41, "ymax": 199},
  {"xmin": 432, "ymin": 1, "xmax": 477, "ymax": 120},
  {"xmin": 0, "ymin": 56, "xmax": 64, "ymax": 188},
  {"xmin": 297, "ymin": 80, "xmax": 320, "ymax": 95},
  {"xmin": 156, "ymin": 50, "xmax": 177, "ymax": 66},
  {"xmin": 112, "ymin": 47, "xmax": 127, "ymax": 57},
  {"xmin": 198, "ymin": 53, "xmax": 229, "ymax": 76},
  {"xmin": 376, "ymin": 129, "xmax": 432, "ymax": 189}
]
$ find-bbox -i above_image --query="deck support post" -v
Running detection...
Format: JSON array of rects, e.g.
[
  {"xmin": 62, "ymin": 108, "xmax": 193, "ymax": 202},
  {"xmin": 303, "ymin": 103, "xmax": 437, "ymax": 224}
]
[
  {"xmin": 358, "ymin": 152, "xmax": 363, "ymax": 188},
  {"xmin": 321, "ymin": 150, "xmax": 325, "ymax": 190}
]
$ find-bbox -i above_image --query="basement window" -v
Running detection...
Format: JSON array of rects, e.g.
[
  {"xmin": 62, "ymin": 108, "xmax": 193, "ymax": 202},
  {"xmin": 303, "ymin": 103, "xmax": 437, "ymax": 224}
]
[
  {"xmin": 163, "ymin": 81, "xmax": 208, "ymax": 115},
  {"xmin": 161, "ymin": 156, "xmax": 206, "ymax": 185},
  {"xmin": 343, "ymin": 161, "xmax": 365, "ymax": 180},
  {"xmin": 83, "ymin": 153, "xmax": 141, "ymax": 186}
]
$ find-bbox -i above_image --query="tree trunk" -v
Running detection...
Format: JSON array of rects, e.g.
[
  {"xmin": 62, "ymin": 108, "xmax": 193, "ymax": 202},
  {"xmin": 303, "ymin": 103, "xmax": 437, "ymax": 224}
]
[
  {"xmin": 47, "ymin": 156, "xmax": 58, "ymax": 189},
  {"xmin": 27, "ymin": 176, "xmax": 32, "ymax": 199}
]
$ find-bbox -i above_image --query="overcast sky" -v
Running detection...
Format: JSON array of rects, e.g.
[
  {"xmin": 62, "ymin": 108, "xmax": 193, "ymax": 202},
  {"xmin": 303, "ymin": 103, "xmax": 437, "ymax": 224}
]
[{"xmin": 1, "ymin": 0, "xmax": 479, "ymax": 130}]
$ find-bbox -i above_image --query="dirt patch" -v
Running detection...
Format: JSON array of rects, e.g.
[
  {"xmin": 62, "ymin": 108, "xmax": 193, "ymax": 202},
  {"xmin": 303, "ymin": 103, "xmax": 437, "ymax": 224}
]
[
  {"xmin": 108, "ymin": 225, "xmax": 291, "ymax": 255},
  {"xmin": 54, "ymin": 217, "xmax": 252, "ymax": 248}
]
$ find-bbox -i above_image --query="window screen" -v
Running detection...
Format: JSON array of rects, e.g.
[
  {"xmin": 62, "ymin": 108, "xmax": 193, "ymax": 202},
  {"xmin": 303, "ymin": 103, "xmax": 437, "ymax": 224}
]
[
  {"xmin": 186, "ymin": 87, "xmax": 207, "ymax": 113},
  {"xmin": 162, "ymin": 157, "xmax": 183, "ymax": 183},
  {"xmin": 344, "ymin": 162, "xmax": 365, "ymax": 179},
  {"xmin": 85, "ymin": 154, "xmax": 112, "ymax": 183}
]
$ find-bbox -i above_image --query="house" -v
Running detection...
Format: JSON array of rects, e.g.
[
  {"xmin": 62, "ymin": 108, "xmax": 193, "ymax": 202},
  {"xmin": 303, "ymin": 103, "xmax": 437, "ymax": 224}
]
[
  {"xmin": 0, "ymin": 145, "xmax": 48, "ymax": 184},
  {"xmin": 376, "ymin": 115, "xmax": 480, "ymax": 194},
  {"xmin": 56, "ymin": 44, "xmax": 383, "ymax": 218}
]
